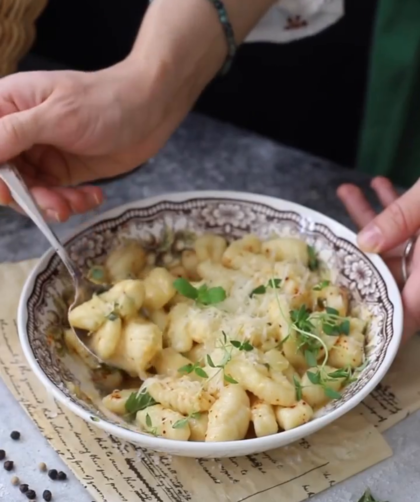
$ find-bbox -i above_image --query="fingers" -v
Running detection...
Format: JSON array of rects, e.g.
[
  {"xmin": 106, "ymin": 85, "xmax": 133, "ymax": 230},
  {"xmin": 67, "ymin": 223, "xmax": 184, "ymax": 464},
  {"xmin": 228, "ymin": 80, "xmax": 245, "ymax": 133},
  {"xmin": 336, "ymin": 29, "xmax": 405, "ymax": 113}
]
[
  {"xmin": 336, "ymin": 183, "xmax": 377, "ymax": 229},
  {"xmin": 0, "ymin": 184, "xmax": 103, "ymax": 222},
  {"xmin": 370, "ymin": 176, "xmax": 399, "ymax": 207},
  {"xmin": 0, "ymin": 107, "xmax": 44, "ymax": 163},
  {"xmin": 358, "ymin": 178, "xmax": 420, "ymax": 253},
  {"xmin": 401, "ymin": 264, "xmax": 420, "ymax": 343}
]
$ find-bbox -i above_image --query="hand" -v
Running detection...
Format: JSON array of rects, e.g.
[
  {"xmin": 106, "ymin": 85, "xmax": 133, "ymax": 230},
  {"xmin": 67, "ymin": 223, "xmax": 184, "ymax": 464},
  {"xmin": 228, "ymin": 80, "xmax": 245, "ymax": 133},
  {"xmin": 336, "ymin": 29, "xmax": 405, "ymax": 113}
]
[
  {"xmin": 0, "ymin": 59, "xmax": 199, "ymax": 222},
  {"xmin": 337, "ymin": 176, "xmax": 420, "ymax": 342}
]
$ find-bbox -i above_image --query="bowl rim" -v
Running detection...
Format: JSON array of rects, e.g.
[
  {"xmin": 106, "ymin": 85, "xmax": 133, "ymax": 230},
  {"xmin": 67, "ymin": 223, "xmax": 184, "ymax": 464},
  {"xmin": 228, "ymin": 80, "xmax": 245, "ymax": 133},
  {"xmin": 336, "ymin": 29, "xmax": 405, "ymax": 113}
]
[{"xmin": 17, "ymin": 190, "xmax": 404, "ymax": 456}]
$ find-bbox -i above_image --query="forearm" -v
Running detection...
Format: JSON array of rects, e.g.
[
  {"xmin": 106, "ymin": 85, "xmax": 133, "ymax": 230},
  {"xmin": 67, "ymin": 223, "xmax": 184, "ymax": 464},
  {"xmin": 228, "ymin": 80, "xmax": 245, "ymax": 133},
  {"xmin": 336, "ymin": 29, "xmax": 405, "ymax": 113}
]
[{"xmin": 121, "ymin": 0, "xmax": 275, "ymax": 99}]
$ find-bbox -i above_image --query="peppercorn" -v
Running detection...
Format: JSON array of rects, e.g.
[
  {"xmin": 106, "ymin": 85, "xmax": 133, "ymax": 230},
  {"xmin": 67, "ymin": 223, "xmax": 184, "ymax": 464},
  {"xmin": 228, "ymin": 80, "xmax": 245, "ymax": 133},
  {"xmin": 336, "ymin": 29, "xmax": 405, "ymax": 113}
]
[
  {"xmin": 26, "ymin": 489, "xmax": 36, "ymax": 500},
  {"xmin": 19, "ymin": 484, "xmax": 29, "ymax": 493},
  {"xmin": 39, "ymin": 462, "xmax": 47, "ymax": 472},
  {"xmin": 4, "ymin": 460, "xmax": 14, "ymax": 471},
  {"xmin": 10, "ymin": 431, "xmax": 21, "ymax": 440},
  {"xmin": 57, "ymin": 471, "xmax": 67, "ymax": 481},
  {"xmin": 48, "ymin": 469, "xmax": 58, "ymax": 480},
  {"xmin": 0, "ymin": 449, "xmax": 5, "ymax": 460},
  {"xmin": 43, "ymin": 489, "xmax": 53, "ymax": 501},
  {"xmin": 11, "ymin": 476, "xmax": 19, "ymax": 486}
]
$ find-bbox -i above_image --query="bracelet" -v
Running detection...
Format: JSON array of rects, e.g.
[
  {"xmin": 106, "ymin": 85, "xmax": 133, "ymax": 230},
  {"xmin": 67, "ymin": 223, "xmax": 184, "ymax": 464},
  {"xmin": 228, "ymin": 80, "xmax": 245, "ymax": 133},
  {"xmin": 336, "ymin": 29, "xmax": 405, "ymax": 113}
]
[
  {"xmin": 148, "ymin": 0, "xmax": 237, "ymax": 75},
  {"xmin": 208, "ymin": 0, "xmax": 237, "ymax": 75}
]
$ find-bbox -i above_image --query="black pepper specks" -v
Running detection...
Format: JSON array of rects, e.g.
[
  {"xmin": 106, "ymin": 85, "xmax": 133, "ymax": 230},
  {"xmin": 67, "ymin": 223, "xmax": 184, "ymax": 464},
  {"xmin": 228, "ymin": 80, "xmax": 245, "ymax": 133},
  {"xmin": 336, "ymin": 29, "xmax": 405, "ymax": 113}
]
[
  {"xmin": 0, "ymin": 449, "xmax": 5, "ymax": 460},
  {"xmin": 26, "ymin": 489, "xmax": 37, "ymax": 500},
  {"xmin": 48, "ymin": 469, "xmax": 58, "ymax": 480},
  {"xmin": 57, "ymin": 471, "xmax": 67, "ymax": 481},
  {"xmin": 10, "ymin": 431, "xmax": 21, "ymax": 440},
  {"xmin": 4, "ymin": 460, "xmax": 14, "ymax": 471},
  {"xmin": 43, "ymin": 489, "xmax": 53, "ymax": 501},
  {"xmin": 19, "ymin": 483, "xmax": 29, "ymax": 493}
]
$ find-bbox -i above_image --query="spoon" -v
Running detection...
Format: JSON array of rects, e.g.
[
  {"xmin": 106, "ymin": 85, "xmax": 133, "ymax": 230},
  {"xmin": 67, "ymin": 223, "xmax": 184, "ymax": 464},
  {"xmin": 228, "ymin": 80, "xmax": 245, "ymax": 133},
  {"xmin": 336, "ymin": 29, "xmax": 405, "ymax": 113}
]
[{"xmin": 0, "ymin": 163, "xmax": 105, "ymax": 368}]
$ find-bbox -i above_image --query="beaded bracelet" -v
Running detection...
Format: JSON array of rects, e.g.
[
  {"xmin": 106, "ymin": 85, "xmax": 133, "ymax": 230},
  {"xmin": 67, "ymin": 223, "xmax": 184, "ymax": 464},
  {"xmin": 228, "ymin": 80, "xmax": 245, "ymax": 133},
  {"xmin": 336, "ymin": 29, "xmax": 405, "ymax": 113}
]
[{"xmin": 149, "ymin": 0, "xmax": 237, "ymax": 75}]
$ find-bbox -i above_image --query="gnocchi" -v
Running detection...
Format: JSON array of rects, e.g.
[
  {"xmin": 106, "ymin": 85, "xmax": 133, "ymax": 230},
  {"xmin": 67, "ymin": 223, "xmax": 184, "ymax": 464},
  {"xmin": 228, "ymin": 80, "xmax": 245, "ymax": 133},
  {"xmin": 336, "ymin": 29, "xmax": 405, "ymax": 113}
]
[{"xmin": 67, "ymin": 233, "xmax": 368, "ymax": 442}]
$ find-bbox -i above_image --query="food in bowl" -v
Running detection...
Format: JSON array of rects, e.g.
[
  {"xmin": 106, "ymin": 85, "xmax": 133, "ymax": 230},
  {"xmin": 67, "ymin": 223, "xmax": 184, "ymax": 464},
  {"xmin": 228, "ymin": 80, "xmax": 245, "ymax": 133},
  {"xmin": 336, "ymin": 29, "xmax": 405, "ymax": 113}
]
[
  {"xmin": 19, "ymin": 192, "xmax": 402, "ymax": 457},
  {"xmin": 66, "ymin": 232, "xmax": 369, "ymax": 442}
]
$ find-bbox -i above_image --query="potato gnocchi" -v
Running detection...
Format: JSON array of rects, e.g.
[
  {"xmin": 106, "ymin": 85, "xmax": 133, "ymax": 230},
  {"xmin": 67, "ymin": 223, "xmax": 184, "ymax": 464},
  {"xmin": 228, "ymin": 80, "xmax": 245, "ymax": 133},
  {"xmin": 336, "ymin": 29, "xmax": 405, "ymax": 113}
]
[{"xmin": 67, "ymin": 233, "xmax": 368, "ymax": 442}]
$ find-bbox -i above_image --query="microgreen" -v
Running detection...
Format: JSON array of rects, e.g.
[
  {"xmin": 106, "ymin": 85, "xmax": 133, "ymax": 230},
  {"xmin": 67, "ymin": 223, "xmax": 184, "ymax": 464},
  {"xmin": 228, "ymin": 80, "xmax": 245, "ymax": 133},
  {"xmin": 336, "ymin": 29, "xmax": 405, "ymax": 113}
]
[
  {"xmin": 230, "ymin": 340, "xmax": 254, "ymax": 352},
  {"xmin": 306, "ymin": 369, "xmax": 343, "ymax": 399},
  {"xmin": 357, "ymin": 489, "xmax": 387, "ymax": 502},
  {"xmin": 173, "ymin": 278, "xmax": 226, "ymax": 305},
  {"xmin": 313, "ymin": 280, "xmax": 330, "ymax": 291},
  {"xmin": 125, "ymin": 390, "xmax": 157, "ymax": 417},
  {"xmin": 304, "ymin": 349, "xmax": 318, "ymax": 368},
  {"xmin": 145, "ymin": 413, "xmax": 158, "ymax": 436},
  {"xmin": 172, "ymin": 412, "xmax": 201, "ymax": 429},
  {"xmin": 293, "ymin": 375, "xmax": 303, "ymax": 401},
  {"xmin": 307, "ymin": 245, "xmax": 319, "ymax": 271},
  {"xmin": 178, "ymin": 362, "xmax": 209, "ymax": 379},
  {"xmin": 250, "ymin": 278, "xmax": 282, "ymax": 298}
]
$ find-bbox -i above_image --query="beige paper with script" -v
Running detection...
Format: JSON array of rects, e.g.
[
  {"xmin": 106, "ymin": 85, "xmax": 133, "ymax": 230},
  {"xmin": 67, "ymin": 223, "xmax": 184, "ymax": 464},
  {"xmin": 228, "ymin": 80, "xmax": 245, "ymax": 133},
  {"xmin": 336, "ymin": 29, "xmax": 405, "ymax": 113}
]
[{"xmin": 1, "ymin": 259, "xmax": 417, "ymax": 502}]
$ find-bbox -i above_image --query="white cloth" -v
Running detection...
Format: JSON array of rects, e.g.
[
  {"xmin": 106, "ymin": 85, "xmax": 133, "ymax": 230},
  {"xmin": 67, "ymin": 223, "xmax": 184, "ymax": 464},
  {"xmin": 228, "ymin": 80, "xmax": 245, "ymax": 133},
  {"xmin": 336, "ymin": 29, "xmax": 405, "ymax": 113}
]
[{"xmin": 245, "ymin": 0, "xmax": 344, "ymax": 44}]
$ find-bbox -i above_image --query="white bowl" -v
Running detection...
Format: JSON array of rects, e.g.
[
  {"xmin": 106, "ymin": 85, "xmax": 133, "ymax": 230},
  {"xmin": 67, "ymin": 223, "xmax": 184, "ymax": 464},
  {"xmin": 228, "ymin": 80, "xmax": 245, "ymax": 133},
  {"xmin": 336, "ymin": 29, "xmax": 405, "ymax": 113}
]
[{"xmin": 18, "ymin": 191, "xmax": 403, "ymax": 458}]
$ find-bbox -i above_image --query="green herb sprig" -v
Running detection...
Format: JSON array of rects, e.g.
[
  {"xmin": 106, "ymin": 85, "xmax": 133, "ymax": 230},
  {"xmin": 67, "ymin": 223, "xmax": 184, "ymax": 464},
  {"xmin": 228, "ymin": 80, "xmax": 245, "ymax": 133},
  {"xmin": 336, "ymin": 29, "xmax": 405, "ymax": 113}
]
[
  {"xmin": 313, "ymin": 280, "xmax": 330, "ymax": 291},
  {"xmin": 178, "ymin": 362, "xmax": 209, "ymax": 379},
  {"xmin": 172, "ymin": 412, "xmax": 201, "ymax": 430},
  {"xmin": 125, "ymin": 390, "xmax": 157, "ymax": 418},
  {"xmin": 173, "ymin": 278, "xmax": 226, "ymax": 305},
  {"xmin": 205, "ymin": 332, "xmax": 249, "ymax": 385},
  {"xmin": 358, "ymin": 489, "xmax": 388, "ymax": 502},
  {"xmin": 145, "ymin": 413, "xmax": 158, "ymax": 436},
  {"xmin": 307, "ymin": 245, "xmax": 319, "ymax": 271},
  {"xmin": 250, "ymin": 278, "xmax": 282, "ymax": 298}
]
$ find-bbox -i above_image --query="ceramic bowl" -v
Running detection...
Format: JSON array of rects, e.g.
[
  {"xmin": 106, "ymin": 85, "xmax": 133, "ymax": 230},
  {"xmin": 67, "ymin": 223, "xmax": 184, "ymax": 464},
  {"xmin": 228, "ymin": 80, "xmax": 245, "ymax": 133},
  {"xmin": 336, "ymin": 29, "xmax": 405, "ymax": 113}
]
[{"xmin": 18, "ymin": 191, "xmax": 403, "ymax": 458}]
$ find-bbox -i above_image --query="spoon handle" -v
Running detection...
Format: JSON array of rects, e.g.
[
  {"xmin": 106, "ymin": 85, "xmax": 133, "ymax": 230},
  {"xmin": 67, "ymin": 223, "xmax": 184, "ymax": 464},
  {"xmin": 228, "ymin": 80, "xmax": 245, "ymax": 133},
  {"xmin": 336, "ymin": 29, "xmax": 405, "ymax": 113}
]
[{"xmin": 0, "ymin": 164, "xmax": 77, "ymax": 280}]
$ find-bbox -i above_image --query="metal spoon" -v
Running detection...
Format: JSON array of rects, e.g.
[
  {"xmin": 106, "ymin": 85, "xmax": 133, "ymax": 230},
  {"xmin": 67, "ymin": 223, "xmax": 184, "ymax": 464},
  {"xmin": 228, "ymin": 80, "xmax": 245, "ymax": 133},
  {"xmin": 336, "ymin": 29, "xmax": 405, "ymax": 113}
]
[{"xmin": 0, "ymin": 163, "xmax": 105, "ymax": 368}]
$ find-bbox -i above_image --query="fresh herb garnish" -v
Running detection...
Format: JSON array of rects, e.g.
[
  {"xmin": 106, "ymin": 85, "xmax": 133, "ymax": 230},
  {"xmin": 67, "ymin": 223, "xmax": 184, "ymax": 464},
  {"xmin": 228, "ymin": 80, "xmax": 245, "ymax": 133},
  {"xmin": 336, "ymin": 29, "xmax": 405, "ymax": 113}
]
[
  {"xmin": 293, "ymin": 375, "xmax": 303, "ymax": 401},
  {"xmin": 313, "ymin": 280, "xmax": 330, "ymax": 291},
  {"xmin": 357, "ymin": 489, "xmax": 387, "ymax": 502},
  {"xmin": 125, "ymin": 390, "xmax": 157, "ymax": 417},
  {"xmin": 304, "ymin": 349, "xmax": 318, "ymax": 368},
  {"xmin": 230, "ymin": 340, "xmax": 254, "ymax": 352},
  {"xmin": 224, "ymin": 374, "xmax": 238, "ymax": 384},
  {"xmin": 250, "ymin": 278, "xmax": 282, "ymax": 298},
  {"xmin": 145, "ymin": 413, "xmax": 158, "ymax": 436},
  {"xmin": 173, "ymin": 278, "xmax": 226, "ymax": 305},
  {"xmin": 307, "ymin": 245, "xmax": 319, "ymax": 271},
  {"xmin": 172, "ymin": 412, "xmax": 201, "ymax": 429},
  {"xmin": 178, "ymin": 362, "xmax": 209, "ymax": 379},
  {"xmin": 306, "ymin": 369, "xmax": 343, "ymax": 399},
  {"xmin": 205, "ymin": 332, "xmax": 243, "ymax": 385}
]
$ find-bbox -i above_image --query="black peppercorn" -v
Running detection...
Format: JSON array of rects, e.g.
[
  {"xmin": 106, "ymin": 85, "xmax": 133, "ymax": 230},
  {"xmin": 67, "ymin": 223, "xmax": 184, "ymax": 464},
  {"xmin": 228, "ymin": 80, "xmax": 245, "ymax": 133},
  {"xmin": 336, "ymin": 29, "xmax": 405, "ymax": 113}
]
[
  {"xmin": 0, "ymin": 449, "xmax": 5, "ymax": 460},
  {"xmin": 48, "ymin": 469, "xmax": 58, "ymax": 480},
  {"xmin": 10, "ymin": 431, "xmax": 21, "ymax": 440},
  {"xmin": 26, "ymin": 489, "xmax": 36, "ymax": 500},
  {"xmin": 19, "ymin": 484, "xmax": 29, "ymax": 493},
  {"xmin": 57, "ymin": 471, "xmax": 67, "ymax": 481},
  {"xmin": 4, "ymin": 460, "xmax": 14, "ymax": 471},
  {"xmin": 43, "ymin": 489, "xmax": 53, "ymax": 501}
]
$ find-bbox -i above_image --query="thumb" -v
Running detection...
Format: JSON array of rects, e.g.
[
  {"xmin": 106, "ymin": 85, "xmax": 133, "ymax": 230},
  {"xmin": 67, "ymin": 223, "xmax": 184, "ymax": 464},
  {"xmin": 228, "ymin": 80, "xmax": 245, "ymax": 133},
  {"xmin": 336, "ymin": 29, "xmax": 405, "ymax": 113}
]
[
  {"xmin": 357, "ymin": 179, "xmax": 420, "ymax": 253},
  {"xmin": 0, "ymin": 107, "xmax": 43, "ymax": 163}
]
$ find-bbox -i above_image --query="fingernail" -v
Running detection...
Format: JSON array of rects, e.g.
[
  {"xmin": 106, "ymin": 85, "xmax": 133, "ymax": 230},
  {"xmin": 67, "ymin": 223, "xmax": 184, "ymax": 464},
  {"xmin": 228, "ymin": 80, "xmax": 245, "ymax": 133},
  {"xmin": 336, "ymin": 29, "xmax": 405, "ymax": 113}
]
[
  {"xmin": 91, "ymin": 192, "xmax": 102, "ymax": 206},
  {"xmin": 358, "ymin": 223, "xmax": 383, "ymax": 252},
  {"xmin": 45, "ymin": 209, "xmax": 61, "ymax": 222}
]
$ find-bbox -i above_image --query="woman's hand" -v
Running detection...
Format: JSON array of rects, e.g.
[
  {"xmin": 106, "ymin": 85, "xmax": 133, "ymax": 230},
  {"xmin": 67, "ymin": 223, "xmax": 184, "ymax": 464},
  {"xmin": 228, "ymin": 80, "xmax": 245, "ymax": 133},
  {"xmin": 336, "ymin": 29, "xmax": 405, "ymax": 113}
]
[
  {"xmin": 337, "ymin": 176, "xmax": 420, "ymax": 342},
  {"xmin": 0, "ymin": 60, "xmax": 200, "ymax": 222},
  {"xmin": 0, "ymin": 0, "xmax": 275, "ymax": 223}
]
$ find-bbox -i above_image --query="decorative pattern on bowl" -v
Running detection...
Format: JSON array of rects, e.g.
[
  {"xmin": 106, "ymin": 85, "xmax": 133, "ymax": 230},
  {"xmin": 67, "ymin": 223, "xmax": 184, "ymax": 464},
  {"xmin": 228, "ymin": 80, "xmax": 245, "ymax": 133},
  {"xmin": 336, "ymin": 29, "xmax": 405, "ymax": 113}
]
[{"xmin": 24, "ymin": 197, "xmax": 393, "ymax": 432}]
